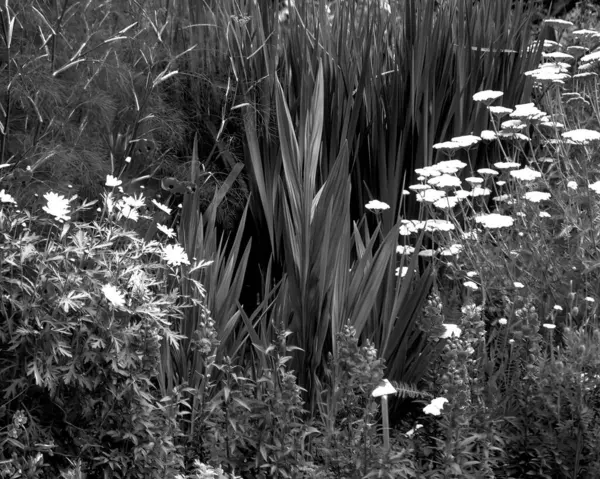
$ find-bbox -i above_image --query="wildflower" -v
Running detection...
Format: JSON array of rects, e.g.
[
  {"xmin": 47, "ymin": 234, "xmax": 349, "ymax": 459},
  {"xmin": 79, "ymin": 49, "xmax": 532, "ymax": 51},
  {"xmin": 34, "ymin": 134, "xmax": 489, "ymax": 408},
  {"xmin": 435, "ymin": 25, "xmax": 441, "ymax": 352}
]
[
  {"xmin": 451, "ymin": 135, "xmax": 481, "ymax": 148},
  {"xmin": 494, "ymin": 161, "xmax": 521, "ymax": 169},
  {"xmin": 399, "ymin": 220, "xmax": 420, "ymax": 235},
  {"xmin": 510, "ymin": 167, "xmax": 542, "ymax": 181},
  {"xmin": 463, "ymin": 281, "xmax": 478, "ymax": 290},
  {"xmin": 561, "ymin": 129, "xmax": 600, "ymax": 144},
  {"xmin": 454, "ymin": 190, "xmax": 472, "ymax": 199},
  {"xmin": 428, "ymin": 174, "xmax": 462, "ymax": 188},
  {"xmin": 405, "ymin": 424, "xmax": 423, "ymax": 437},
  {"xmin": 513, "ymin": 282, "xmax": 525, "ymax": 288},
  {"xmin": 162, "ymin": 243, "xmax": 190, "ymax": 266},
  {"xmin": 409, "ymin": 184, "xmax": 432, "ymax": 191},
  {"xmin": 441, "ymin": 244, "xmax": 462, "ymax": 256},
  {"xmin": 441, "ymin": 324, "xmax": 461, "ymax": 338},
  {"xmin": 480, "ymin": 130, "xmax": 498, "ymax": 141},
  {"xmin": 415, "ymin": 166, "xmax": 441, "ymax": 177},
  {"xmin": 102, "ymin": 284, "xmax": 126, "ymax": 309},
  {"xmin": 498, "ymin": 318, "xmax": 508, "ymax": 325},
  {"xmin": 396, "ymin": 245, "xmax": 415, "ymax": 254},
  {"xmin": 432, "ymin": 141, "xmax": 461, "ymax": 152},
  {"xmin": 0, "ymin": 189, "xmax": 16, "ymax": 204},
  {"xmin": 472, "ymin": 90, "xmax": 504, "ymax": 103},
  {"xmin": 434, "ymin": 196, "xmax": 460, "ymax": 209},
  {"xmin": 475, "ymin": 213, "xmax": 514, "ymax": 229},
  {"xmin": 157, "ymin": 223, "xmax": 176, "ymax": 238},
  {"xmin": 122, "ymin": 194, "xmax": 145, "ymax": 208},
  {"xmin": 152, "ymin": 199, "xmax": 172, "ymax": 214},
  {"xmin": 416, "ymin": 189, "xmax": 446, "ymax": 203},
  {"xmin": 423, "ymin": 397, "xmax": 448, "ymax": 416},
  {"xmin": 365, "ymin": 199, "xmax": 390, "ymax": 211},
  {"xmin": 477, "ymin": 168, "xmax": 499, "ymax": 176},
  {"xmin": 542, "ymin": 52, "xmax": 575, "ymax": 62},
  {"xmin": 509, "ymin": 103, "xmax": 546, "ymax": 121},
  {"xmin": 116, "ymin": 202, "xmax": 139, "ymax": 222},
  {"xmin": 543, "ymin": 18, "xmax": 574, "ymax": 28},
  {"xmin": 471, "ymin": 187, "xmax": 491, "ymax": 197},
  {"xmin": 418, "ymin": 249, "xmax": 437, "ymax": 257},
  {"xmin": 523, "ymin": 191, "xmax": 551, "ymax": 202},
  {"xmin": 581, "ymin": 51, "xmax": 600, "ymax": 63},
  {"xmin": 584, "ymin": 297, "xmax": 595, "ymax": 303},
  {"xmin": 422, "ymin": 219, "xmax": 455, "ymax": 232},
  {"xmin": 567, "ymin": 181, "xmax": 578, "ymax": 190},
  {"xmin": 105, "ymin": 175, "xmax": 122, "ymax": 187},
  {"xmin": 462, "ymin": 231, "xmax": 478, "ymax": 240},
  {"xmin": 488, "ymin": 106, "xmax": 513, "ymax": 116},
  {"xmin": 539, "ymin": 212, "xmax": 551, "ymax": 218},
  {"xmin": 498, "ymin": 131, "xmax": 530, "ymax": 141},
  {"xmin": 496, "ymin": 180, "xmax": 507, "ymax": 186},
  {"xmin": 542, "ymin": 323, "xmax": 557, "ymax": 330},
  {"xmin": 465, "ymin": 177, "xmax": 484, "ymax": 184},
  {"xmin": 553, "ymin": 305, "xmax": 563, "ymax": 311},
  {"xmin": 502, "ymin": 119, "xmax": 526, "ymax": 130},
  {"xmin": 589, "ymin": 181, "xmax": 600, "ymax": 194},
  {"xmin": 466, "ymin": 271, "xmax": 477, "ymax": 277},
  {"xmin": 42, "ymin": 192, "xmax": 71, "ymax": 221},
  {"xmin": 435, "ymin": 160, "xmax": 468, "ymax": 174}
]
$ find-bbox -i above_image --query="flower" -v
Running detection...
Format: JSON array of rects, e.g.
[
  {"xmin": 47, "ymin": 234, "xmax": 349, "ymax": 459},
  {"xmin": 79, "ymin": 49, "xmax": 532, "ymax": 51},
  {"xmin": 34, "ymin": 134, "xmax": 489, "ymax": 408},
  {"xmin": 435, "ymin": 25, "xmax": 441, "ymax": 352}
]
[
  {"xmin": 553, "ymin": 305, "xmax": 563, "ymax": 311},
  {"xmin": 584, "ymin": 297, "xmax": 595, "ymax": 303},
  {"xmin": 480, "ymin": 130, "xmax": 498, "ymax": 141},
  {"xmin": 475, "ymin": 213, "xmax": 514, "ymax": 229},
  {"xmin": 416, "ymin": 189, "xmax": 446, "ymax": 203},
  {"xmin": 498, "ymin": 318, "xmax": 508, "ymax": 325},
  {"xmin": 162, "ymin": 243, "xmax": 190, "ymax": 266},
  {"xmin": 441, "ymin": 324, "xmax": 461, "ymax": 338},
  {"xmin": 365, "ymin": 199, "xmax": 390, "ymax": 211},
  {"xmin": 396, "ymin": 245, "xmax": 415, "ymax": 254},
  {"xmin": 539, "ymin": 212, "xmax": 551, "ymax": 218},
  {"xmin": 543, "ymin": 323, "xmax": 557, "ymax": 330},
  {"xmin": 523, "ymin": 191, "xmax": 551, "ymax": 202},
  {"xmin": 42, "ymin": 192, "xmax": 71, "ymax": 221},
  {"xmin": 152, "ymin": 199, "xmax": 173, "ymax": 214},
  {"xmin": 561, "ymin": 129, "xmax": 600, "ymax": 144},
  {"xmin": 567, "ymin": 181, "xmax": 578, "ymax": 190},
  {"xmin": 157, "ymin": 223, "xmax": 176, "ymax": 239},
  {"xmin": 465, "ymin": 177, "xmax": 483, "ymax": 184},
  {"xmin": 434, "ymin": 196, "xmax": 460, "ymax": 209},
  {"xmin": 116, "ymin": 202, "xmax": 139, "ymax": 221},
  {"xmin": 122, "ymin": 193, "xmax": 145, "ymax": 208},
  {"xmin": 589, "ymin": 181, "xmax": 600, "ymax": 194},
  {"xmin": 105, "ymin": 175, "xmax": 122, "ymax": 187},
  {"xmin": 405, "ymin": 423, "xmax": 423, "ymax": 437},
  {"xmin": 494, "ymin": 161, "xmax": 521, "ymax": 169},
  {"xmin": 509, "ymin": 102, "xmax": 547, "ymax": 121},
  {"xmin": 441, "ymin": 244, "xmax": 462, "ymax": 256},
  {"xmin": 472, "ymin": 90, "xmax": 504, "ymax": 103},
  {"xmin": 0, "ymin": 189, "xmax": 16, "ymax": 204},
  {"xmin": 466, "ymin": 271, "xmax": 477, "ymax": 277},
  {"xmin": 510, "ymin": 167, "xmax": 542, "ymax": 181},
  {"xmin": 514, "ymin": 281, "xmax": 525, "ymax": 288},
  {"xmin": 428, "ymin": 174, "xmax": 462, "ymax": 188},
  {"xmin": 423, "ymin": 397, "xmax": 448, "ymax": 416},
  {"xmin": 488, "ymin": 106, "xmax": 513, "ymax": 116},
  {"xmin": 471, "ymin": 187, "xmax": 491, "ymax": 197},
  {"xmin": 463, "ymin": 281, "xmax": 478, "ymax": 290},
  {"xmin": 102, "ymin": 284, "xmax": 126, "ymax": 309},
  {"xmin": 543, "ymin": 18, "xmax": 574, "ymax": 28}
]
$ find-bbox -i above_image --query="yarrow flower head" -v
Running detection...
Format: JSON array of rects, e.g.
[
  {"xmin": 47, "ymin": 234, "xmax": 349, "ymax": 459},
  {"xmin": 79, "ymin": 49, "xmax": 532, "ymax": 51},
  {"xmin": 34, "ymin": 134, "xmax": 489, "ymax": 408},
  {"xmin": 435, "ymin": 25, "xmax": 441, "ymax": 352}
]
[
  {"xmin": 423, "ymin": 397, "xmax": 448, "ymax": 416},
  {"xmin": 162, "ymin": 243, "xmax": 190, "ymax": 267},
  {"xmin": 561, "ymin": 129, "xmax": 600, "ymax": 144},
  {"xmin": 472, "ymin": 90, "xmax": 504, "ymax": 103},
  {"xmin": 42, "ymin": 192, "xmax": 71, "ymax": 221},
  {"xmin": 102, "ymin": 284, "xmax": 126, "ymax": 309},
  {"xmin": 441, "ymin": 323, "xmax": 462, "ymax": 338},
  {"xmin": 523, "ymin": 191, "xmax": 551, "ymax": 202},
  {"xmin": 510, "ymin": 167, "xmax": 542, "ymax": 181},
  {"xmin": 475, "ymin": 213, "xmax": 514, "ymax": 229},
  {"xmin": 365, "ymin": 199, "xmax": 390, "ymax": 211},
  {"xmin": 0, "ymin": 189, "xmax": 16, "ymax": 204},
  {"xmin": 105, "ymin": 175, "xmax": 122, "ymax": 187}
]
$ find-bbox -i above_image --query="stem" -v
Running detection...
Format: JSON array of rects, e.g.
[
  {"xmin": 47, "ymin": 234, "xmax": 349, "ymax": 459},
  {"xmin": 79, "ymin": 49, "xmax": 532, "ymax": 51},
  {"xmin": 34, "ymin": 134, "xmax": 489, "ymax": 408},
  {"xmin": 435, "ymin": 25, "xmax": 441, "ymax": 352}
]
[{"xmin": 381, "ymin": 395, "xmax": 389, "ymax": 452}]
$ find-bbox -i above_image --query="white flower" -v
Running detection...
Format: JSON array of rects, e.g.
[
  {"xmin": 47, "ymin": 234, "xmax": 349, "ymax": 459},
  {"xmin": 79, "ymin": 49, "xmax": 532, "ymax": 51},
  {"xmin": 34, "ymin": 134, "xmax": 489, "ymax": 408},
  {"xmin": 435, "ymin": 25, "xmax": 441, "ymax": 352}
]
[
  {"xmin": 514, "ymin": 281, "xmax": 525, "ymax": 288},
  {"xmin": 498, "ymin": 318, "xmax": 508, "ymax": 325},
  {"xmin": 365, "ymin": 199, "xmax": 390, "ymax": 211},
  {"xmin": 102, "ymin": 284, "xmax": 126, "ymax": 309},
  {"xmin": 465, "ymin": 177, "xmax": 483, "ymax": 184},
  {"xmin": 432, "ymin": 141, "xmax": 461, "ymax": 151},
  {"xmin": 423, "ymin": 397, "xmax": 448, "ymax": 416},
  {"xmin": 434, "ymin": 196, "xmax": 460, "ymax": 209},
  {"xmin": 523, "ymin": 191, "xmax": 551, "ymax": 202},
  {"xmin": 415, "ymin": 166, "xmax": 441, "ymax": 177},
  {"xmin": 510, "ymin": 167, "xmax": 542, "ymax": 181},
  {"xmin": 543, "ymin": 18, "xmax": 574, "ymax": 28},
  {"xmin": 395, "ymin": 266, "xmax": 411, "ymax": 277},
  {"xmin": 475, "ymin": 213, "xmax": 514, "ymax": 229},
  {"xmin": 441, "ymin": 244, "xmax": 462, "ymax": 256},
  {"xmin": 463, "ymin": 281, "xmax": 478, "ymax": 290},
  {"xmin": 509, "ymin": 102, "xmax": 546, "ymax": 121},
  {"xmin": 418, "ymin": 249, "xmax": 437, "ymax": 257},
  {"xmin": 480, "ymin": 130, "xmax": 498, "ymax": 141},
  {"xmin": 584, "ymin": 297, "xmax": 595, "ymax": 303},
  {"xmin": 152, "ymin": 199, "xmax": 173, "ymax": 214},
  {"xmin": 494, "ymin": 161, "xmax": 521, "ymax": 169},
  {"xmin": 105, "ymin": 175, "xmax": 122, "ymax": 187},
  {"xmin": 451, "ymin": 135, "xmax": 481, "ymax": 148},
  {"xmin": 399, "ymin": 220, "xmax": 420, "ymax": 235},
  {"xmin": 42, "ymin": 192, "xmax": 71, "ymax": 221},
  {"xmin": 441, "ymin": 324, "xmax": 461, "ymax": 338},
  {"xmin": 473, "ymin": 90, "xmax": 504, "ymax": 103},
  {"xmin": 466, "ymin": 271, "xmax": 477, "ymax": 277},
  {"xmin": 122, "ymin": 193, "xmax": 145, "ymax": 208},
  {"xmin": 428, "ymin": 174, "xmax": 462, "ymax": 188},
  {"xmin": 589, "ymin": 181, "xmax": 600, "ymax": 194},
  {"xmin": 0, "ymin": 189, "xmax": 16, "ymax": 204},
  {"xmin": 561, "ymin": 129, "xmax": 600, "ymax": 144},
  {"xmin": 396, "ymin": 245, "xmax": 415, "ymax": 254},
  {"xmin": 454, "ymin": 190, "xmax": 472, "ymax": 199},
  {"xmin": 477, "ymin": 168, "xmax": 499, "ymax": 176},
  {"xmin": 488, "ymin": 106, "xmax": 513, "ymax": 116},
  {"xmin": 501, "ymin": 119, "xmax": 526, "ymax": 130},
  {"xmin": 416, "ymin": 189, "xmax": 447, "ymax": 203},
  {"xmin": 471, "ymin": 187, "xmax": 491, "ymax": 197},
  {"xmin": 116, "ymin": 202, "xmax": 139, "ymax": 222},
  {"xmin": 539, "ymin": 212, "xmax": 551, "ymax": 218},
  {"xmin": 157, "ymin": 223, "xmax": 176, "ymax": 239},
  {"xmin": 405, "ymin": 424, "xmax": 423, "ymax": 438},
  {"xmin": 409, "ymin": 184, "xmax": 432, "ymax": 191},
  {"xmin": 462, "ymin": 230, "xmax": 478, "ymax": 240},
  {"xmin": 542, "ymin": 323, "xmax": 557, "ymax": 330},
  {"xmin": 567, "ymin": 181, "xmax": 578, "ymax": 190},
  {"xmin": 553, "ymin": 305, "xmax": 563, "ymax": 311},
  {"xmin": 162, "ymin": 243, "xmax": 190, "ymax": 266},
  {"xmin": 423, "ymin": 219, "xmax": 455, "ymax": 232}
]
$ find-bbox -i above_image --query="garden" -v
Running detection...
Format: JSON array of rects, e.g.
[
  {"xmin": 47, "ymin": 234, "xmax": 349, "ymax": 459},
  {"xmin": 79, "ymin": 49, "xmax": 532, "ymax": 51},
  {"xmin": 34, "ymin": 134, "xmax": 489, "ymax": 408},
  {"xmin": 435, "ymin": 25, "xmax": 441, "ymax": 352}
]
[{"xmin": 1, "ymin": 0, "xmax": 600, "ymax": 477}]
